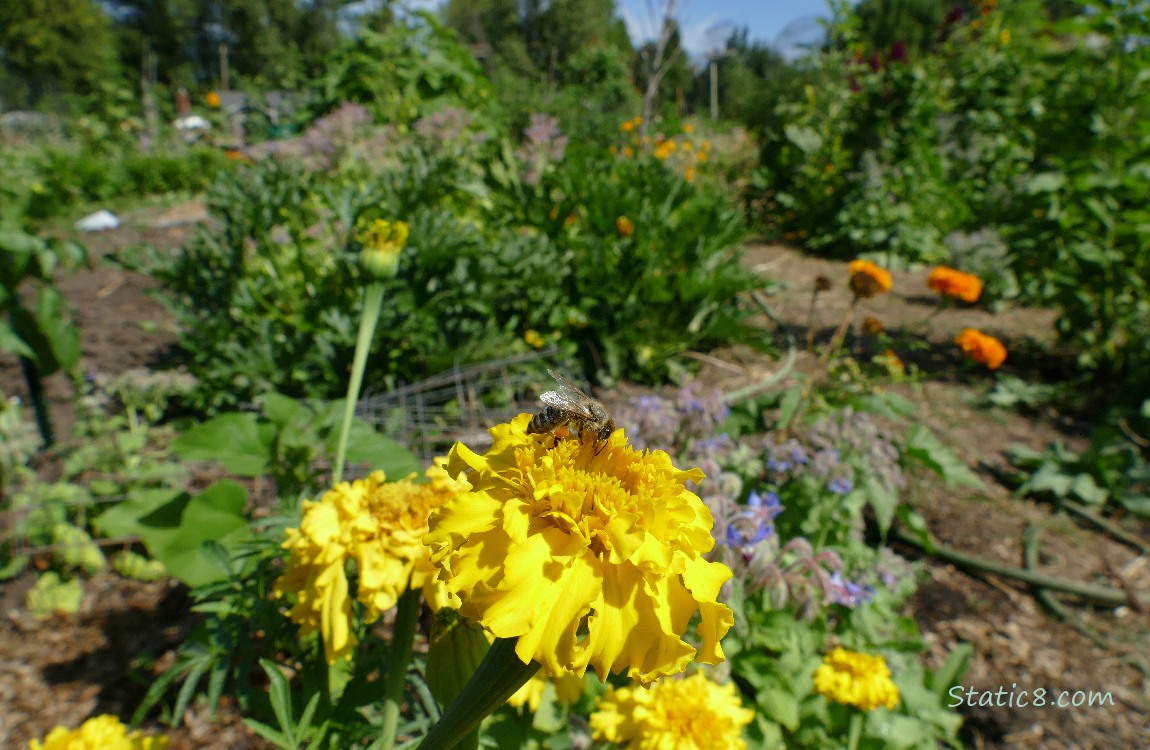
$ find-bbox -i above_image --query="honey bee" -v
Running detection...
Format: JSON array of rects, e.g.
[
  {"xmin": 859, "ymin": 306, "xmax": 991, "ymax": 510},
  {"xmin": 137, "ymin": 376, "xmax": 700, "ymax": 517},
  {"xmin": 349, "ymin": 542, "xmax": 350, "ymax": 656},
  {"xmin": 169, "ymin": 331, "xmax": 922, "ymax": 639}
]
[{"xmin": 528, "ymin": 369, "xmax": 616, "ymax": 449}]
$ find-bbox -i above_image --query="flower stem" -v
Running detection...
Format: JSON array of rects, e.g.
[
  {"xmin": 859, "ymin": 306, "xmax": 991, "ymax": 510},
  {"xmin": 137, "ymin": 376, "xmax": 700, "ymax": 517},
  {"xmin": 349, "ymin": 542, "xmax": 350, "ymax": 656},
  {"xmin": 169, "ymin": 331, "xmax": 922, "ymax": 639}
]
[
  {"xmin": 416, "ymin": 637, "xmax": 540, "ymax": 750},
  {"xmin": 332, "ymin": 282, "xmax": 385, "ymax": 485},
  {"xmin": 847, "ymin": 711, "xmax": 862, "ymax": 750},
  {"xmin": 379, "ymin": 588, "xmax": 422, "ymax": 750}
]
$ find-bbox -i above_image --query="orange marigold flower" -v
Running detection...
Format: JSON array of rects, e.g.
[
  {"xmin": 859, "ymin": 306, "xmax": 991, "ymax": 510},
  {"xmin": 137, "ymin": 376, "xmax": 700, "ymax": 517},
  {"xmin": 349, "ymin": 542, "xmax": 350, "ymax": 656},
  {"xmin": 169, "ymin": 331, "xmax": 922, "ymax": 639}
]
[
  {"xmin": 928, "ymin": 267, "xmax": 983, "ymax": 303},
  {"xmin": 206, "ymin": 91, "xmax": 221, "ymax": 108},
  {"xmin": 954, "ymin": 329, "xmax": 1007, "ymax": 370},
  {"xmin": 848, "ymin": 260, "xmax": 893, "ymax": 299},
  {"xmin": 621, "ymin": 120, "xmax": 635, "ymax": 133},
  {"xmin": 616, "ymin": 216, "xmax": 634, "ymax": 237}
]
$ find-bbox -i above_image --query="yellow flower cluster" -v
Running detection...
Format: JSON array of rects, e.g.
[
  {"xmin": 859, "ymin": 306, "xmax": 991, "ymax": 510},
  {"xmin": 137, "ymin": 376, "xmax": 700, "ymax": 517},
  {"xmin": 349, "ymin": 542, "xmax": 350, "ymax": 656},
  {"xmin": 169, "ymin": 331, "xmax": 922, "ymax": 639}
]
[
  {"xmin": 30, "ymin": 715, "xmax": 168, "ymax": 750},
  {"xmin": 425, "ymin": 414, "xmax": 734, "ymax": 684},
  {"xmin": 848, "ymin": 259, "xmax": 893, "ymax": 299},
  {"xmin": 928, "ymin": 267, "xmax": 982, "ymax": 303},
  {"xmin": 954, "ymin": 328, "xmax": 1007, "ymax": 370},
  {"xmin": 813, "ymin": 647, "xmax": 900, "ymax": 711},
  {"xmin": 275, "ymin": 467, "xmax": 469, "ymax": 663},
  {"xmin": 590, "ymin": 672, "xmax": 754, "ymax": 749},
  {"xmin": 523, "ymin": 329, "xmax": 545, "ymax": 348},
  {"xmin": 615, "ymin": 119, "xmax": 710, "ymax": 182}
]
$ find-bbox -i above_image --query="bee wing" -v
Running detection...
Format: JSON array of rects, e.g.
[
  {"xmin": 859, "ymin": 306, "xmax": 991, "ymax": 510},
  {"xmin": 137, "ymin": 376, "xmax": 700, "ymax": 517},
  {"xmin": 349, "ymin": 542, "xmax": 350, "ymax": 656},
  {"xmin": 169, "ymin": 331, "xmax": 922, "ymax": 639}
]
[{"xmin": 542, "ymin": 370, "xmax": 597, "ymax": 417}]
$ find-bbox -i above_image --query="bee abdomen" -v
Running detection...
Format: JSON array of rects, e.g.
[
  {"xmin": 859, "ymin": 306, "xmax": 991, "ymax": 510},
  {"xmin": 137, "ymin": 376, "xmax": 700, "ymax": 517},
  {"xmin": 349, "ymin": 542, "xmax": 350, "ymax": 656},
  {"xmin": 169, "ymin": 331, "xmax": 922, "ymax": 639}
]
[{"xmin": 527, "ymin": 405, "xmax": 567, "ymax": 434}]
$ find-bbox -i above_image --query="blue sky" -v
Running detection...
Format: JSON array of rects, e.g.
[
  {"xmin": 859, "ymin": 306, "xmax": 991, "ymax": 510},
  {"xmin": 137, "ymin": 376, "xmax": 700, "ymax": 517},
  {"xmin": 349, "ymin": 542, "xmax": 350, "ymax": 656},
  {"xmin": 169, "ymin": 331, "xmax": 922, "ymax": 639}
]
[{"xmin": 617, "ymin": 0, "xmax": 836, "ymax": 60}]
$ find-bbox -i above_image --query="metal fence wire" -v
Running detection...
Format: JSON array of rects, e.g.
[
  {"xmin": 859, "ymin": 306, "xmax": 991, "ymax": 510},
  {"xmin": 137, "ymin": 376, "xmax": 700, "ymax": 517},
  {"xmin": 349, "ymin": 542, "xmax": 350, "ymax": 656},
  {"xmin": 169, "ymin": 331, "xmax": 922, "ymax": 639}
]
[{"xmin": 354, "ymin": 347, "xmax": 570, "ymax": 465}]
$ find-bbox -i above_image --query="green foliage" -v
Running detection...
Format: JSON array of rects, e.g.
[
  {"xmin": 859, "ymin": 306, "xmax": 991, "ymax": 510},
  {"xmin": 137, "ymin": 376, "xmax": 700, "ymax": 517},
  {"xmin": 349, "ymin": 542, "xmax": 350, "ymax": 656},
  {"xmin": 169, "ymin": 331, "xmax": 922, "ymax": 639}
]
[
  {"xmin": 1005, "ymin": 412, "xmax": 1150, "ymax": 517},
  {"xmin": 21, "ymin": 142, "xmax": 232, "ymax": 220},
  {"xmin": 314, "ymin": 12, "xmax": 493, "ymax": 126},
  {"xmin": 754, "ymin": 0, "xmax": 1150, "ymax": 394},
  {"xmin": 0, "ymin": 228, "xmax": 85, "ymax": 374},
  {"xmin": 172, "ymin": 393, "xmax": 421, "ymax": 498},
  {"xmin": 0, "ymin": 0, "xmax": 119, "ymax": 106},
  {"xmin": 121, "ymin": 117, "xmax": 761, "ymax": 408}
]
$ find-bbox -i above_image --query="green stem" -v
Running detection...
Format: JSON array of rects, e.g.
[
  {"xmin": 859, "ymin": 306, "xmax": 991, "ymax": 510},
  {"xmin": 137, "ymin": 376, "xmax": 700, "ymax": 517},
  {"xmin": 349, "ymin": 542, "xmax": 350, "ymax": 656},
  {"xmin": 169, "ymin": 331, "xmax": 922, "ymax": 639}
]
[
  {"xmin": 18, "ymin": 355, "xmax": 54, "ymax": 448},
  {"xmin": 847, "ymin": 710, "xmax": 862, "ymax": 750},
  {"xmin": 332, "ymin": 282, "xmax": 385, "ymax": 485},
  {"xmin": 893, "ymin": 525, "xmax": 1149, "ymax": 608},
  {"xmin": 417, "ymin": 638, "xmax": 539, "ymax": 750},
  {"xmin": 379, "ymin": 588, "xmax": 422, "ymax": 750}
]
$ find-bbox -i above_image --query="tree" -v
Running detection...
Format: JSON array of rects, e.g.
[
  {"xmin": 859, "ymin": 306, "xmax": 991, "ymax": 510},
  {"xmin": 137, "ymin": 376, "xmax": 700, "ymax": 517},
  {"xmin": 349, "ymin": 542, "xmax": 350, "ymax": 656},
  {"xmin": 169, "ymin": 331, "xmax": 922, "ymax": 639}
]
[
  {"xmin": 0, "ymin": 0, "xmax": 120, "ymax": 105},
  {"xmin": 110, "ymin": 0, "xmax": 350, "ymax": 87}
]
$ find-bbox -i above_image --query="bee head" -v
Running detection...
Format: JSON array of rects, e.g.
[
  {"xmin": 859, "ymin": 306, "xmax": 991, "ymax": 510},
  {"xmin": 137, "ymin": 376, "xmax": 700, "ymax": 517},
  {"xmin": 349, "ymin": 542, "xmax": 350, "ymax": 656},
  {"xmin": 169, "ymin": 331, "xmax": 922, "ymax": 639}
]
[{"xmin": 597, "ymin": 420, "xmax": 616, "ymax": 442}]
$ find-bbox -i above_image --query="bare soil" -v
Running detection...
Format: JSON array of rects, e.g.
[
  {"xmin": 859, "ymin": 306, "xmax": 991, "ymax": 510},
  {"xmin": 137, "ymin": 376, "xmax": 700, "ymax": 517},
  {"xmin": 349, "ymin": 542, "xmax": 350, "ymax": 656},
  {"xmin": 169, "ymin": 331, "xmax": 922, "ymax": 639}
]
[{"xmin": 1, "ymin": 218, "xmax": 1147, "ymax": 749}]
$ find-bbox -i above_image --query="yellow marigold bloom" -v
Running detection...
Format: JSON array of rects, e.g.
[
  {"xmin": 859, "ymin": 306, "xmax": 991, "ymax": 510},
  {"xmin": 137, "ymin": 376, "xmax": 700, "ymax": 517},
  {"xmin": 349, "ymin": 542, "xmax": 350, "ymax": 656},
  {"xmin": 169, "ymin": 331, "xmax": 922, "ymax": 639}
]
[
  {"xmin": 621, "ymin": 120, "xmax": 635, "ymax": 133},
  {"xmin": 813, "ymin": 647, "xmax": 900, "ymax": 712},
  {"xmin": 848, "ymin": 259, "xmax": 893, "ymax": 299},
  {"xmin": 682, "ymin": 140, "xmax": 694, "ymax": 151},
  {"xmin": 954, "ymin": 328, "xmax": 1007, "ymax": 370},
  {"xmin": 616, "ymin": 215, "xmax": 634, "ymax": 237},
  {"xmin": 425, "ymin": 414, "xmax": 734, "ymax": 683},
  {"xmin": 524, "ymin": 329, "xmax": 545, "ymax": 348},
  {"xmin": 590, "ymin": 672, "xmax": 754, "ymax": 749},
  {"xmin": 507, "ymin": 670, "xmax": 586, "ymax": 712},
  {"xmin": 685, "ymin": 167, "xmax": 696, "ymax": 183},
  {"xmin": 696, "ymin": 150, "xmax": 708, "ymax": 163},
  {"xmin": 359, "ymin": 219, "xmax": 410, "ymax": 280},
  {"xmin": 683, "ymin": 123, "xmax": 695, "ymax": 134},
  {"xmin": 205, "ymin": 91, "xmax": 221, "ymax": 108},
  {"xmin": 927, "ymin": 267, "xmax": 982, "ymax": 303},
  {"xmin": 276, "ymin": 467, "xmax": 468, "ymax": 663},
  {"xmin": 30, "ymin": 714, "xmax": 168, "ymax": 750}
]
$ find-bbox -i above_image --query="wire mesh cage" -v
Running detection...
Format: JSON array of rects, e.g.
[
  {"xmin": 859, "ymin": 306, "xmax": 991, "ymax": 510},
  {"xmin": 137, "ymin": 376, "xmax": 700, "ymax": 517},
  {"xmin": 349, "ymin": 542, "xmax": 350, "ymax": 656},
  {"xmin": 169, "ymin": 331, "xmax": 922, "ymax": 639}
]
[{"xmin": 354, "ymin": 347, "xmax": 574, "ymax": 464}]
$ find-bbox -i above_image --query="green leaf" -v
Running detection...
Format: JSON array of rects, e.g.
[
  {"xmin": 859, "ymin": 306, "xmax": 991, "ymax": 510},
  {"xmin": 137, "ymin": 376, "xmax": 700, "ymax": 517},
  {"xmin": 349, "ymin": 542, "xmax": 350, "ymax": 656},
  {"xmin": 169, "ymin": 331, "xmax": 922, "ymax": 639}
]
[
  {"xmin": 173, "ymin": 414, "xmax": 275, "ymax": 476},
  {"xmin": 927, "ymin": 643, "xmax": 972, "ymax": 699},
  {"xmin": 903, "ymin": 426, "xmax": 982, "ymax": 488},
  {"xmin": 94, "ymin": 483, "xmax": 250, "ymax": 587},
  {"xmin": 336, "ymin": 420, "xmax": 422, "ymax": 479},
  {"xmin": 1120, "ymin": 494, "xmax": 1150, "ymax": 516},
  {"xmin": 1025, "ymin": 171, "xmax": 1066, "ymax": 194},
  {"xmin": 862, "ymin": 474, "xmax": 898, "ymax": 534},
  {"xmin": 261, "ymin": 392, "xmax": 305, "ymax": 427},
  {"xmin": 776, "ymin": 384, "xmax": 805, "ymax": 431},
  {"xmin": 0, "ymin": 319, "xmax": 35, "ymax": 358},
  {"xmin": 784, "ymin": 124, "xmax": 823, "ymax": 154},
  {"xmin": 1069, "ymin": 473, "xmax": 1108, "ymax": 505}
]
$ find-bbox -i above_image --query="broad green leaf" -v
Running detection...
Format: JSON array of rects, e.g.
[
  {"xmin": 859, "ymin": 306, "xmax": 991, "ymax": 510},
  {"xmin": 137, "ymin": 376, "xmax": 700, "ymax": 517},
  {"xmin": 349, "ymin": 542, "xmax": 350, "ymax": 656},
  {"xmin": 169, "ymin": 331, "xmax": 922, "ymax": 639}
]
[
  {"xmin": 94, "ymin": 483, "xmax": 250, "ymax": 587},
  {"xmin": 337, "ymin": 420, "xmax": 422, "ymax": 479},
  {"xmin": 173, "ymin": 414, "xmax": 275, "ymax": 476}
]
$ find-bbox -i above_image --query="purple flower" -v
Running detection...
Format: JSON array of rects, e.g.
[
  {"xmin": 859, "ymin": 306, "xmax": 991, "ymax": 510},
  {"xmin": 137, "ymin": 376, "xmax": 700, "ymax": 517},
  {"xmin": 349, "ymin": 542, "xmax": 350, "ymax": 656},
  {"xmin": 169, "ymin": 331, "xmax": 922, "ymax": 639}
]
[
  {"xmin": 827, "ymin": 476, "xmax": 853, "ymax": 496},
  {"xmin": 826, "ymin": 571, "xmax": 874, "ymax": 608},
  {"xmin": 724, "ymin": 490, "xmax": 783, "ymax": 547}
]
